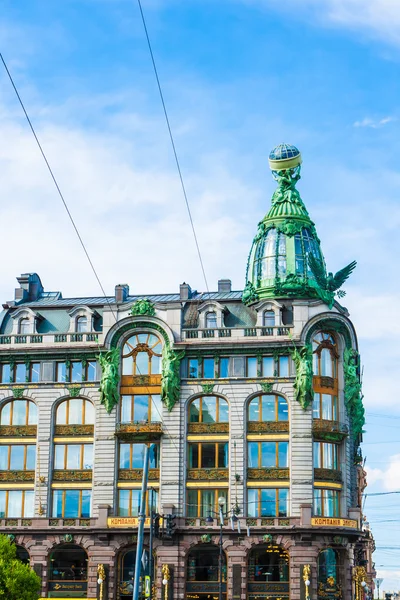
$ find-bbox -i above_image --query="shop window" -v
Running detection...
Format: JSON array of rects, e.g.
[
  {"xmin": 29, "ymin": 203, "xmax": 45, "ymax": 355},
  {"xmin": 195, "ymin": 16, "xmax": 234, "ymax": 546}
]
[
  {"xmin": 119, "ymin": 549, "xmax": 151, "ymax": 598},
  {"xmin": 313, "ymin": 442, "xmax": 338, "ymax": 469},
  {"xmin": 0, "ymin": 400, "xmax": 37, "ymax": 426},
  {"xmin": 247, "ymin": 488, "xmax": 288, "ymax": 517},
  {"xmin": 189, "ymin": 396, "xmax": 229, "ymax": 424},
  {"xmin": 314, "ymin": 489, "xmax": 339, "ymax": 517},
  {"xmin": 187, "ymin": 545, "xmax": 226, "ymax": 583},
  {"xmin": 49, "ymin": 545, "xmax": 87, "ymax": 598},
  {"xmin": 119, "ymin": 443, "xmax": 159, "ymax": 469},
  {"xmin": 0, "ymin": 490, "xmax": 34, "ymax": 518},
  {"xmin": 120, "ymin": 394, "xmax": 162, "ymax": 423},
  {"xmin": 318, "ymin": 548, "xmax": 338, "ymax": 583},
  {"xmin": 187, "ymin": 489, "xmax": 228, "ymax": 518},
  {"xmin": 56, "ymin": 399, "xmax": 94, "ymax": 425},
  {"xmin": 188, "ymin": 442, "xmax": 228, "ymax": 468},
  {"xmin": 0, "ymin": 444, "xmax": 36, "ymax": 470},
  {"xmin": 122, "ymin": 333, "xmax": 162, "ymax": 376},
  {"xmin": 117, "ymin": 489, "xmax": 158, "ymax": 517},
  {"xmin": 248, "ymin": 395, "xmax": 288, "ymax": 422},
  {"xmin": 248, "ymin": 441, "xmax": 288, "ymax": 468},
  {"xmin": 248, "ymin": 546, "xmax": 289, "ymax": 583},
  {"xmin": 52, "ymin": 489, "xmax": 91, "ymax": 518}
]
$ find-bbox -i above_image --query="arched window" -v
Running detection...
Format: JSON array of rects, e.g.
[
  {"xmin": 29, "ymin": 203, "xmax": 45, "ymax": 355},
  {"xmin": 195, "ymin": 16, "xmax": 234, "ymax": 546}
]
[
  {"xmin": 312, "ymin": 332, "xmax": 337, "ymax": 377},
  {"xmin": 312, "ymin": 332, "xmax": 339, "ymax": 421},
  {"xmin": 318, "ymin": 548, "xmax": 338, "ymax": 584},
  {"xmin": 122, "ymin": 333, "xmax": 162, "ymax": 376},
  {"xmin": 19, "ymin": 318, "xmax": 32, "ymax": 335},
  {"xmin": 76, "ymin": 316, "xmax": 88, "ymax": 333},
  {"xmin": 189, "ymin": 396, "xmax": 229, "ymax": 424},
  {"xmin": 248, "ymin": 394, "xmax": 288, "ymax": 422},
  {"xmin": 253, "ymin": 228, "xmax": 287, "ymax": 282},
  {"xmin": 118, "ymin": 549, "xmax": 151, "ymax": 598},
  {"xmin": 49, "ymin": 545, "xmax": 88, "ymax": 595},
  {"xmin": 205, "ymin": 311, "xmax": 217, "ymax": 329},
  {"xmin": 248, "ymin": 545, "xmax": 289, "ymax": 585},
  {"xmin": 0, "ymin": 400, "xmax": 37, "ymax": 426},
  {"xmin": 187, "ymin": 545, "xmax": 226, "ymax": 583},
  {"xmin": 263, "ymin": 310, "xmax": 275, "ymax": 327},
  {"xmin": 56, "ymin": 398, "xmax": 94, "ymax": 425}
]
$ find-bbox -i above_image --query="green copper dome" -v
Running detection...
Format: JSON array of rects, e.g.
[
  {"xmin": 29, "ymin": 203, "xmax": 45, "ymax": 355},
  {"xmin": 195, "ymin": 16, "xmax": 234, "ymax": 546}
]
[{"xmin": 243, "ymin": 144, "xmax": 326, "ymax": 304}]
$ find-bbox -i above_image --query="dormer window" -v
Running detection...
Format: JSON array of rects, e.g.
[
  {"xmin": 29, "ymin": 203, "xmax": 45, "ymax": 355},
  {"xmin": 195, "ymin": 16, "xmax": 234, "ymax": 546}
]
[
  {"xmin": 205, "ymin": 312, "xmax": 217, "ymax": 329},
  {"xmin": 263, "ymin": 310, "xmax": 275, "ymax": 327},
  {"xmin": 76, "ymin": 316, "xmax": 88, "ymax": 333},
  {"xmin": 19, "ymin": 318, "xmax": 32, "ymax": 335}
]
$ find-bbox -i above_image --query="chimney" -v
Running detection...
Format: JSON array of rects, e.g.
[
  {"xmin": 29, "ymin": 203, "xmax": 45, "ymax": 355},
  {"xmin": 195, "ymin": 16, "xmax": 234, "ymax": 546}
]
[
  {"xmin": 115, "ymin": 284, "xmax": 129, "ymax": 304},
  {"xmin": 180, "ymin": 282, "xmax": 192, "ymax": 301},
  {"xmin": 218, "ymin": 279, "xmax": 231, "ymax": 293},
  {"xmin": 15, "ymin": 273, "xmax": 44, "ymax": 302}
]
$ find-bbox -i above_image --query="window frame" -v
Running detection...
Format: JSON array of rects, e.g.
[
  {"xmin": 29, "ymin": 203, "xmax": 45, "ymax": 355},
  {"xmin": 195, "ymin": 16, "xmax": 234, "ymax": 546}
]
[
  {"xmin": 313, "ymin": 488, "xmax": 340, "ymax": 517},
  {"xmin": 55, "ymin": 398, "xmax": 95, "ymax": 426},
  {"xmin": 0, "ymin": 489, "xmax": 34, "ymax": 518},
  {"xmin": 119, "ymin": 442, "xmax": 159, "ymax": 470},
  {"xmin": 54, "ymin": 444, "xmax": 93, "ymax": 470},
  {"xmin": 120, "ymin": 394, "xmax": 161, "ymax": 424},
  {"xmin": 188, "ymin": 442, "xmax": 229, "ymax": 469},
  {"xmin": 52, "ymin": 489, "xmax": 92, "ymax": 518},
  {"xmin": 0, "ymin": 399, "xmax": 37, "ymax": 426},
  {"xmin": 117, "ymin": 488, "xmax": 158, "ymax": 517},
  {"xmin": 248, "ymin": 394, "xmax": 288, "ymax": 423},
  {"xmin": 313, "ymin": 393, "xmax": 338, "ymax": 421},
  {"xmin": 205, "ymin": 311, "xmax": 218, "ymax": 329},
  {"xmin": 247, "ymin": 488, "xmax": 289, "ymax": 518},
  {"xmin": 122, "ymin": 333, "xmax": 162, "ymax": 377},
  {"xmin": 247, "ymin": 441, "xmax": 288, "ymax": 469},
  {"xmin": 188, "ymin": 396, "xmax": 229, "ymax": 424},
  {"xmin": 313, "ymin": 441, "xmax": 338, "ymax": 470},
  {"xmin": 0, "ymin": 444, "xmax": 36, "ymax": 471},
  {"xmin": 187, "ymin": 488, "xmax": 228, "ymax": 518}
]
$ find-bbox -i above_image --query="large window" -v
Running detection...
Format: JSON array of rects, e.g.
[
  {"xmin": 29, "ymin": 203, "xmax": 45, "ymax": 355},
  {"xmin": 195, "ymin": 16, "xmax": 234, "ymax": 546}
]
[
  {"xmin": 49, "ymin": 545, "xmax": 88, "ymax": 595},
  {"xmin": 318, "ymin": 548, "xmax": 338, "ymax": 583},
  {"xmin": 120, "ymin": 394, "xmax": 161, "ymax": 423},
  {"xmin": 248, "ymin": 395, "xmax": 288, "ymax": 422},
  {"xmin": 119, "ymin": 443, "xmax": 159, "ymax": 469},
  {"xmin": 56, "ymin": 399, "xmax": 95, "ymax": 425},
  {"xmin": 0, "ymin": 490, "xmax": 34, "ymax": 517},
  {"xmin": 187, "ymin": 546, "xmax": 226, "ymax": 583},
  {"xmin": 188, "ymin": 443, "xmax": 228, "ymax": 469},
  {"xmin": 247, "ymin": 488, "xmax": 288, "ymax": 517},
  {"xmin": 122, "ymin": 333, "xmax": 162, "ymax": 376},
  {"xmin": 0, "ymin": 444, "xmax": 36, "ymax": 470},
  {"xmin": 76, "ymin": 316, "xmax": 88, "ymax": 333},
  {"xmin": 118, "ymin": 489, "xmax": 158, "ymax": 517},
  {"xmin": 313, "ymin": 393, "xmax": 338, "ymax": 421},
  {"xmin": 56, "ymin": 361, "xmax": 97, "ymax": 383},
  {"xmin": 54, "ymin": 445, "xmax": 93, "ymax": 470},
  {"xmin": 248, "ymin": 441, "xmax": 288, "ymax": 468},
  {"xmin": 189, "ymin": 396, "xmax": 229, "ymax": 424},
  {"xmin": 312, "ymin": 332, "xmax": 338, "ymax": 378},
  {"xmin": 253, "ymin": 228, "xmax": 287, "ymax": 281},
  {"xmin": 52, "ymin": 489, "xmax": 91, "ymax": 518},
  {"xmin": 248, "ymin": 546, "xmax": 289, "ymax": 583},
  {"xmin": 314, "ymin": 489, "xmax": 339, "ymax": 517},
  {"xmin": 205, "ymin": 312, "xmax": 217, "ymax": 329},
  {"xmin": 314, "ymin": 442, "xmax": 338, "ymax": 470},
  {"xmin": 187, "ymin": 489, "xmax": 228, "ymax": 518},
  {"xmin": 119, "ymin": 549, "xmax": 151, "ymax": 598},
  {"xmin": 0, "ymin": 400, "xmax": 37, "ymax": 426}
]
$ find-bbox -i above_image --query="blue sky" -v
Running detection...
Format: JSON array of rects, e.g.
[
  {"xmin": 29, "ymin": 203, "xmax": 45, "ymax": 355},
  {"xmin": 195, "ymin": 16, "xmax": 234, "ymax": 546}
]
[{"xmin": 1, "ymin": 0, "xmax": 400, "ymax": 590}]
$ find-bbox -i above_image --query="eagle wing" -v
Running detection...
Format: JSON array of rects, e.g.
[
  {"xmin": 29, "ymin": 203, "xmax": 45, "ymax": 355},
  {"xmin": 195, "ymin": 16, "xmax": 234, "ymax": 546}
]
[
  {"xmin": 332, "ymin": 260, "xmax": 357, "ymax": 291},
  {"xmin": 308, "ymin": 253, "xmax": 327, "ymax": 288}
]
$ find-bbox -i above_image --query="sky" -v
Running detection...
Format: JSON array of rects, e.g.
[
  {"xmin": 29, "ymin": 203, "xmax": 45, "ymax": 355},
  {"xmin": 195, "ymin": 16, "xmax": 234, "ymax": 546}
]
[{"xmin": 1, "ymin": 0, "xmax": 400, "ymax": 590}]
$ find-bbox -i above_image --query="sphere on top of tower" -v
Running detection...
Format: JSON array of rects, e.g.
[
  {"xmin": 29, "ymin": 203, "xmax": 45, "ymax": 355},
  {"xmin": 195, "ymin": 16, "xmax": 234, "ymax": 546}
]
[{"xmin": 268, "ymin": 143, "xmax": 302, "ymax": 171}]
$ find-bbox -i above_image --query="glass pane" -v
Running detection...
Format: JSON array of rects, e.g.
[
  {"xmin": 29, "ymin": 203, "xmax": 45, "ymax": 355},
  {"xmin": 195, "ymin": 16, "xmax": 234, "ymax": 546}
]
[
  {"xmin": 189, "ymin": 399, "xmax": 200, "ymax": 423},
  {"xmin": 321, "ymin": 349, "xmax": 333, "ymax": 377},
  {"xmin": 150, "ymin": 354, "xmax": 161, "ymax": 374},
  {"xmin": 262, "ymin": 357, "xmax": 274, "ymax": 377},
  {"xmin": 76, "ymin": 317, "xmax": 88, "ymax": 333},
  {"xmin": 81, "ymin": 490, "xmax": 91, "ymax": 518},
  {"xmin": 131, "ymin": 490, "xmax": 141, "ymax": 517},
  {"xmin": 188, "ymin": 359, "xmax": 199, "ymax": 378},
  {"xmin": 120, "ymin": 444, "xmax": 131, "ymax": 469},
  {"xmin": 203, "ymin": 358, "xmax": 214, "ymax": 379},
  {"xmin": 135, "ymin": 352, "xmax": 149, "ymax": 375},
  {"xmin": 249, "ymin": 398, "xmax": 260, "ymax": 421},
  {"xmin": 260, "ymin": 489, "xmax": 276, "ymax": 517},
  {"xmin": 314, "ymin": 490, "xmax": 323, "ymax": 516},
  {"xmin": 15, "ymin": 364, "xmax": 26, "ymax": 384},
  {"xmin": 261, "ymin": 442, "xmax": 276, "ymax": 468},
  {"xmin": 85, "ymin": 400, "xmax": 95, "ymax": 424},
  {"xmin": 64, "ymin": 490, "xmax": 79, "ymax": 518},
  {"xmin": 66, "ymin": 445, "xmax": 81, "ymax": 469},
  {"xmin": 122, "ymin": 357, "xmax": 132, "ymax": 376},
  {"xmin": 262, "ymin": 395, "xmax": 275, "ymax": 421},
  {"xmin": 278, "ymin": 489, "xmax": 288, "ymax": 517},
  {"xmin": 56, "ymin": 363, "xmax": 66, "ymax": 382},
  {"xmin": 218, "ymin": 443, "xmax": 228, "ymax": 468},
  {"xmin": 8, "ymin": 491, "xmax": 23, "ymax": 517},
  {"xmin": 220, "ymin": 358, "xmax": 229, "ymax": 378},
  {"xmin": 0, "ymin": 403, "xmax": 10, "ymax": 425},
  {"xmin": 132, "ymin": 444, "xmax": 145, "ymax": 469},
  {"xmin": 30, "ymin": 363, "xmax": 40, "ymax": 383},
  {"xmin": 325, "ymin": 490, "xmax": 335, "ymax": 517},
  {"xmin": 87, "ymin": 361, "xmax": 96, "ymax": 381},
  {"xmin": 218, "ymin": 399, "xmax": 229, "ymax": 423},
  {"xmin": 0, "ymin": 491, "xmax": 5, "ymax": 518},
  {"xmin": 202, "ymin": 397, "xmax": 217, "ymax": 423},
  {"xmin": 27, "ymin": 401, "xmax": 37, "ymax": 425},
  {"xmin": 10, "ymin": 445, "xmax": 25, "ymax": 470},
  {"xmin": 263, "ymin": 311, "xmax": 275, "ymax": 327},
  {"xmin": 278, "ymin": 397, "xmax": 288, "ymax": 421},
  {"xmin": 24, "ymin": 491, "xmax": 34, "ymax": 517},
  {"xmin": 201, "ymin": 490, "xmax": 215, "ymax": 518},
  {"xmin": 134, "ymin": 396, "xmax": 148, "ymax": 421},
  {"xmin": 121, "ymin": 396, "xmax": 131, "ymax": 423},
  {"xmin": 188, "ymin": 444, "xmax": 199, "ymax": 468},
  {"xmin": 55, "ymin": 446, "xmax": 65, "ymax": 469},
  {"xmin": 151, "ymin": 395, "xmax": 162, "ymax": 423},
  {"xmin": 206, "ymin": 313, "xmax": 217, "ymax": 328},
  {"xmin": 247, "ymin": 357, "xmax": 257, "ymax": 377},
  {"xmin": 1, "ymin": 364, "xmax": 11, "ymax": 384},
  {"xmin": 69, "ymin": 399, "xmax": 83, "ymax": 424},
  {"xmin": 248, "ymin": 442, "xmax": 258, "ymax": 468},
  {"xmin": 71, "ymin": 362, "xmax": 82, "ymax": 383},
  {"xmin": 0, "ymin": 446, "xmax": 8, "ymax": 470},
  {"xmin": 56, "ymin": 402, "xmax": 67, "ymax": 425},
  {"xmin": 247, "ymin": 489, "xmax": 257, "ymax": 517},
  {"xmin": 279, "ymin": 356, "xmax": 289, "ymax": 377},
  {"xmin": 52, "ymin": 490, "xmax": 63, "ymax": 518},
  {"xmin": 83, "ymin": 445, "xmax": 93, "ymax": 469},
  {"xmin": 322, "ymin": 395, "xmax": 333, "ymax": 420},
  {"xmin": 12, "ymin": 401, "xmax": 26, "ymax": 425},
  {"xmin": 313, "ymin": 394, "xmax": 320, "ymax": 419},
  {"xmin": 187, "ymin": 490, "xmax": 197, "ymax": 518},
  {"xmin": 278, "ymin": 442, "xmax": 289, "ymax": 468},
  {"xmin": 201, "ymin": 444, "xmax": 216, "ymax": 468},
  {"xmin": 332, "ymin": 397, "xmax": 338, "ymax": 421},
  {"xmin": 313, "ymin": 442, "xmax": 320, "ymax": 468},
  {"xmin": 118, "ymin": 490, "xmax": 130, "ymax": 517},
  {"xmin": 149, "ymin": 444, "xmax": 158, "ymax": 469}
]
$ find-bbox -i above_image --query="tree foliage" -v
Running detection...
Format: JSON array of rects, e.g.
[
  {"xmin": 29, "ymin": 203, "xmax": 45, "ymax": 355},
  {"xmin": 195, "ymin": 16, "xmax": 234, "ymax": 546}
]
[{"xmin": 0, "ymin": 535, "xmax": 41, "ymax": 600}]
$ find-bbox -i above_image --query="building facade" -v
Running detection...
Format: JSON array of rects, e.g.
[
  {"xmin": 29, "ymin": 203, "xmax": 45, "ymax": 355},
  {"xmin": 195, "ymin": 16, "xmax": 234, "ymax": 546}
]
[{"xmin": 0, "ymin": 144, "xmax": 374, "ymax": 599}]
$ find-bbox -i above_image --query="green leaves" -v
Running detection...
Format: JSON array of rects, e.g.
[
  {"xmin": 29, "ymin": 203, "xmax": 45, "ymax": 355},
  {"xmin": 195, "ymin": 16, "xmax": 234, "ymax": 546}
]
[{"xmin": 0, "ymin": 535, "xmax": 41, "ymax": 600}]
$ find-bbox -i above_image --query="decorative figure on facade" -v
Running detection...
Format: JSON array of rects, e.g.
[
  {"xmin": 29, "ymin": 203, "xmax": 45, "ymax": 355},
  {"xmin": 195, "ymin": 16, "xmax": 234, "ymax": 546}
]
[
  {"xmin": 343, "ymin": 348, "xmax": 365, "ymax": 438},
  {"xmin": 129, "ymin": 298, "xmax": 156, "ymax": 317},
  {"xmin": 308, "ymin": 253, "xmax": 357, "ymax": 309},
  {"xmin": 270, "ymin": 166, "xmax": 308, "ymax": 212},
  {"xmin": 242, "ymin": 281, "xmax": 259, "ymax": 305},
  {"xmin": 302, "ymin": 564, "xmax": 311, "ymax": 599},
  {"xmin": 161, "ymin": 564, "xmax": 170, "ymax": 600},
  {"xmin": 161, "ymin": 345, "xmax": 185, "ymax": 411},
  {"xmin": 97, "ymin": 563, "xmax": 106, "ymax": 600},
  {"xmin": 98, "ymin": 348, "xmax": 120, "ymax": 413},
  {"xmin": 291, "ymin": 345, "xmax": 313, "ymax": 410}
]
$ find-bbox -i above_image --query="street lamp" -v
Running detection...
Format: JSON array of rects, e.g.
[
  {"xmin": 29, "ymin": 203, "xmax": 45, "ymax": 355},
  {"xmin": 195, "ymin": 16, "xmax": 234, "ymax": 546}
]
[
  {"xmin": 217, "ymin": 496, "xmax": 226, "ymax": 600},
  {"xmin": 374, "ymin": 578, "xmax": 383, "ymax": 599}
]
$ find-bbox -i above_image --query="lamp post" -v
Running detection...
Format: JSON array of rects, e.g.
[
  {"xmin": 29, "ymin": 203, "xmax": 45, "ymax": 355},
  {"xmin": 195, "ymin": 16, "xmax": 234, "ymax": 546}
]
[
  {"xmin": 374, "ymin": 578, "xmax": 383, "ymax": 599},
  {"xmin": 217, "ymin": 496, "xmax": 226, "ymax": 600}
]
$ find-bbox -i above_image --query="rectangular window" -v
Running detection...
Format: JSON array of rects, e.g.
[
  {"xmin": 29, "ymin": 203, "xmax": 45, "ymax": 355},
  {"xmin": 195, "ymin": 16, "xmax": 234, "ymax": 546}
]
[
  {"xmin": 30, "ymin": 363, "xmax": 40, "ymax": 383},
  {"xmin": 314, "ymin": 489, "xmax": 339, "ymax": 517},
  {"xmin": 187, "ymin": 489, "xmax": 228, "ymax": 518},
  {"xmin": 52, "ymin": 489, "xmax": 92, "ymax": 518},
  {"xmin": 54, "ymin": 444, "xmax": 93, "ymax": 470},
  {"xmin": 248, "ymin": 442, "xmax": 288, "ymax": 469},
  {"xmin": 314, "ymin": 442, "xmax": 338, "ymax": 470},
  {"xmin": 1, "ymin": 364, "xmax": 11, "ymax": 383},
  {"xmin": 15, "ymin": 364, "xmax": 27, "ymax": 383},
  {"xmin": 278, "ymin": 356, "xmax": 289, "ymax": 377},
  {"xmin": 262, "ymin": 357, "xmax": 274, "ymax": 377},
  {"xmin": 188, "ymin": 359, "xmax": 199, "ymax": 378},
  {"xmin": 71, "ymin": 362, "xmax": 83, "ymax": 383},
  {"xmin": 188, "ymin": 443, "xmax": 228, "ymax": 469},
  {"xmin": 219, "ymin": 358, "xmax": 229, "ymax": 378},
  {"xmin": 86, "ymin": 361, "xmax": 97, "ymax": 381},
  {"xmin": 56, "ymin": 362, "xmax": 67, "ymax": 383},
  {"xmin": 313, "ymin": 393, "xmax": 320, "ymax": 419},
  {"xmin": 117, "ymin": 489, "xmax": 158, "ymax": 517},
  {"xmin": 0, "ymin": 490, "xmax": 34, "ymax": 518},
  {"xmin": 246, "ymin": 357, "xmax": 257, "ymax": 377},
  {"xmin": 119, "ymin": 443, "xmax": 159, "ymax": 470},
  {"xmin": 0, "ymin": 445, "xmax": 36, "ymax": 471},
  {"xmin": 232, "ymin": 356, "xmax": 245, "ymax": 377},
  {"xmin": 203, "ymin": 358, "xmax": 215, "ymax": 379},
  {"xmin": 247, "ymin": 488, "xmax": 288, "ymax": 517}
]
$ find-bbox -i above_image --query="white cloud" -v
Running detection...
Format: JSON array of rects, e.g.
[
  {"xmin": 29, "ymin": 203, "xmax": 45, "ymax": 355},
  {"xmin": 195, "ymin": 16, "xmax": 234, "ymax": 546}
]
[
  {"xmin": 354, "ymin": 116, "xmax": 397, "ymax": 128},
  {"xmin": 365, "ymin": 454, "xmax": 400, "ymax": 491}
]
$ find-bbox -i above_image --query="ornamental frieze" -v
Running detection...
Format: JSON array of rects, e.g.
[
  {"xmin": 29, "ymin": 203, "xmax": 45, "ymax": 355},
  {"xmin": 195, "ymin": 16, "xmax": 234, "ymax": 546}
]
[
  {"xmin": 0, "ymin": 470, "xmax": 35, "ymax": 482},
  {"xmin": 52, "ymin": 470, "xmax": 92, "ymax": 482},
  {"xmin": 187, "ymin": 468, "xmax": 229, "ymax": 481},
  {"xmin": 54, "ymin": 424, "xmax": 94, "ymax": 436},
  {"xmin": 247, "ymin": 421, "xmax": 289, "ymax": 433},
  {"xmin": 115, "ymin": 422, "xmax": 163, "ymax": 440},
  {"xmin": 312, "ymin": 420, "xmax": 348, "ymax": 442},
  {"xmin": 0, "ymin": 425, "xmax": 37, "ymax": 437},
  {"xmin": 188, "ymin": 422, "xmax": 229, "ymax": 434},
  {"xmin": 119, "ymin": 469, "xmax": 160, "ymax": 481},
  {"xmin": 314, "ymin": 467, "xmax": 342, "ymax": 483},
  {"xmin": 247, "ymin": 468, "xmax": 289, "ymax": 480}
]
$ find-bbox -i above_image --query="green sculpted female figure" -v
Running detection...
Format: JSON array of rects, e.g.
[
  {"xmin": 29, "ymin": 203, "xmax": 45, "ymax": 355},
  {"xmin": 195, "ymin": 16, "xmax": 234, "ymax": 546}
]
[
  {"xmin": 161, "ymin": 346, "xmax": 185, "ymax": 412},
  {"xmin": 291, "ymin": 345, "xmax": 313, "ymax": 410},
  {"xmin": 98, "ymin": 348, "xmax": 120, "ymax": 414}
]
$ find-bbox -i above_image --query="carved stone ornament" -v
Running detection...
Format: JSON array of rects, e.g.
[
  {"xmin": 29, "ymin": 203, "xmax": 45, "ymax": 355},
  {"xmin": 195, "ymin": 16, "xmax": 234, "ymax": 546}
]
[
  {"xmin": 247, "ymin": 468, "xmax": 289, "ymax": 481},
  {"xmin": 130, "ymin": 299, "xmax": 156, "ymax": 317},
  {"xmin": 188, "ymin": 422, "xmax": 229, "ymax": 434},
  {"xmin": 201, "ymin": 383, "xmax": 214, "ymax": 394},
  {"xmin": 0, "ymin": 425, "xmax": 37, "ymax": 437},
  {"xmin": 247, "ymin": 421, "xmax": 289, "ymax": 434},
  {"xmin": 187, "ymin": 468, "xmax": 229, "ymax": 481},
  {"xmin": 200, "ymin": 534, "xmax": 212, "ymax": 544},
  {"xmin": 12, "ymin": 387, "xmax": 25, "ymax": 399},
  {"xmin": 63, "ymin": 533, "xmax": 73, "ymax": 543},
  {"xmin": 260, "ymin": 381, "xmax": 273, "ymax": 393},
  {"xmin": 67, "ymin": 386, "xmax": 81, "ymax": 398},
  {"xmin": 262, "ymin": 534, "xmax": 273, "ymax": 543}
]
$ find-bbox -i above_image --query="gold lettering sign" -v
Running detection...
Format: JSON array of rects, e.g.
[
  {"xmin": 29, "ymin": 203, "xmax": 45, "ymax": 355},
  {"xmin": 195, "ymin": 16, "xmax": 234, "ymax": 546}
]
[
  {"xmin": 107, "ymin": 517, "xmax": 151, "ymax": 528},
  {"xmin": 311, "ymin": 517, "xmax": 358, "ymax": 528}
]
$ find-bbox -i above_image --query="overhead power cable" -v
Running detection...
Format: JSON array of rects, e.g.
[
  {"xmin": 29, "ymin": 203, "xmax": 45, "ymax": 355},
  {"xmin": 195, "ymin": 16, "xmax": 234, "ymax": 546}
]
[{"xmin": 136, "ymin": 0, "xmax": 210, "ymax": 297}]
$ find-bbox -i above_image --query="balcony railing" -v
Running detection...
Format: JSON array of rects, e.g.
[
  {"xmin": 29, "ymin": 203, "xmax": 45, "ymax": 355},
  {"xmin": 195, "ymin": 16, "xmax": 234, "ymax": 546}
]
[
  {"xmin": 0, "ymin": 425, "xmax": 37, "ymax": 437},
  {"xmin": 119, "ymin": 468, "xmax": 160, "ymax": 481},
  {"xmin": 115, "ymin": 421, "xmax": 163, "ymax": 441},
  {"xmin": 314, "ymin": 468, "xmax": 343, "ymax": 483},
  {"xmin": 247, "ymin": 467, "xmax": 289, "ymax": 481},
  {"xmin": 247, "ymin": 421, "xmax": 289, "ymax": 434},
  {"xmin": 182, "ymin": 326, "xmax": 293, "ymax": 341},
  {"xmin": 52, "ymin": 470, "xmax": 93, "ymax": 482},
  {"xmin": 312, "ymin": 419, "xmax": 349, "ymax": 442},
  {"xmin": 188, "ymin": 422, "xmax": 229, "ymax": 434},
  {"xmin": 0, "ymin": 332, "xmax": 102, "ymax": 347},
  {"xmin": 187, "ymin": 468, "xmax": 229, "ymax": 481}
]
